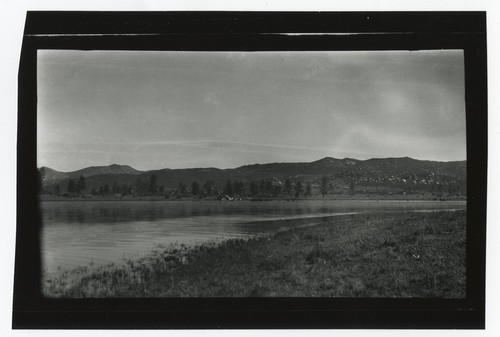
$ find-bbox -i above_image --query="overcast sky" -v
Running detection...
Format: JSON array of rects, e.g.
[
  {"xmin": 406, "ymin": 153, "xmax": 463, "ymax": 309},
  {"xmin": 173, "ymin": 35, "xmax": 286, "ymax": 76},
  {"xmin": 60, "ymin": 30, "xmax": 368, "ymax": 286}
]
[{"xmin": 37, "ymin": 49, "xmax": 465, "ymax": 172}]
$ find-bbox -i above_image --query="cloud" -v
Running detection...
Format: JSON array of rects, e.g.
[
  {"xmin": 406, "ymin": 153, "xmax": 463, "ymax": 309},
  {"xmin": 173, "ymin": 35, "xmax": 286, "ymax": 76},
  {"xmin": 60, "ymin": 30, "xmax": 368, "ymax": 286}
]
[{"xmin": 37, "ymin": 50, "xmax": 466, "ymax": 171}]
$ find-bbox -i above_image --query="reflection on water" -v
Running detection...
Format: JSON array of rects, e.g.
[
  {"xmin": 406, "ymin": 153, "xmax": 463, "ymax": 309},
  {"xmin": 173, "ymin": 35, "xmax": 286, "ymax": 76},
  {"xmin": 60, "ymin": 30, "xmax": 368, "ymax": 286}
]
[{"xmin": 40, "ymin": 200, "xmax": 466, "ymax": 273}]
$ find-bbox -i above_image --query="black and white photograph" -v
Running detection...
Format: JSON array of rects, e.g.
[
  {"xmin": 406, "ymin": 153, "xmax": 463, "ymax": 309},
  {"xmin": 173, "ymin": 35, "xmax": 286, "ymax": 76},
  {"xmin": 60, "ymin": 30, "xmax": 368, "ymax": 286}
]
[
  {"xmin": 37, "ymin": 49, "xmax": 468, "ymax": 298},
  {"xmin": 11, "ymin": 10, "xmax": 488, "ymax": 329}
]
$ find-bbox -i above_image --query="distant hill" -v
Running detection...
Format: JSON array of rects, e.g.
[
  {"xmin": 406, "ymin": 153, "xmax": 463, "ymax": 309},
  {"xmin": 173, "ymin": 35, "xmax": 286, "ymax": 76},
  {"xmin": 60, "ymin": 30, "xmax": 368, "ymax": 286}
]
[
  {"xmin": 40, "ymin": 157, "xmax": 466, "ymax": 197},
  {"xmin": 70, "ymin": 164, "xmax": 142, "ymax": 178},
  {"xmin": 39, "ymin": 166, "xmax": 69, "ymax": 182},
  {"xmin": 40, "ymin": 164, "xmax": 141, "ymax": 183}
]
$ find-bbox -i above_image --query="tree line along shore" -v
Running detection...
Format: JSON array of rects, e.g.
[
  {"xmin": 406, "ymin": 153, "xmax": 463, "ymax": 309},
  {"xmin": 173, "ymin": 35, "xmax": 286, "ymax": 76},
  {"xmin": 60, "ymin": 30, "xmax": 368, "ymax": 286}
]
[{"xmin": 40, "ymin": 172, "xmax": 465, "ymax": 201}]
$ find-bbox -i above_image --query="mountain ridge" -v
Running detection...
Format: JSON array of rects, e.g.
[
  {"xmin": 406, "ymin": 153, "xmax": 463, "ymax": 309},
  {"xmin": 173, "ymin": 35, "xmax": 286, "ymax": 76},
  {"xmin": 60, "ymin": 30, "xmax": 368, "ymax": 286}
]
[
  {"xmin": 41, "ymin": 156, "xmax": 466, "ymax": 176},
  {"xmin": 40, "ymin": 164, "xmax": 142, "ymax": 182},
  {"xmin": 40, "ymin": 156, "xmax": 466, "ymax": 197}
]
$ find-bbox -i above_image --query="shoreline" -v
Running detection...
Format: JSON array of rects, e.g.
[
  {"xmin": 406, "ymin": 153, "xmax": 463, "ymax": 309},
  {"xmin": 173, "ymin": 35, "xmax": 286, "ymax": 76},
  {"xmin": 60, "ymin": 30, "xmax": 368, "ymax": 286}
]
[
  {"xmin": 42, "ymin": 210, "xmax": 466, "ymax": 298},
  {"xmin": 39, "ymin": 195, "xmax": 467, "ymax": 202}
]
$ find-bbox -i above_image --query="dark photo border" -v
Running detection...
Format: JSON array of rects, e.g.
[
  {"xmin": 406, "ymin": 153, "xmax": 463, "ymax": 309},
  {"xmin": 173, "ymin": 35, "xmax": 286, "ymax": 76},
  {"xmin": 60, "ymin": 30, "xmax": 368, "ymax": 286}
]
[{"xmin": 14, "ymin": 11, "xmax": 487, "ymax": 329}]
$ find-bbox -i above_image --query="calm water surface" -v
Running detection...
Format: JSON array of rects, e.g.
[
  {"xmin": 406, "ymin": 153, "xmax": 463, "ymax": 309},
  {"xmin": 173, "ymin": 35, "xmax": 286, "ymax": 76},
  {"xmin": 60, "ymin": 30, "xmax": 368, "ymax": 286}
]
[{"xmin": 40, "ymin": 199, "xmax": 466, "ymax": 273}]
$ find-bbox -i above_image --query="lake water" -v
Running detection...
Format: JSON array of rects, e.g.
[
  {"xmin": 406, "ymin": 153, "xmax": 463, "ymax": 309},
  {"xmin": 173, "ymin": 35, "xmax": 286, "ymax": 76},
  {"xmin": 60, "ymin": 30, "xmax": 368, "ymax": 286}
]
[{"xmin": 40, "ymin": 199, "xmax": 466, "ymax": 274}]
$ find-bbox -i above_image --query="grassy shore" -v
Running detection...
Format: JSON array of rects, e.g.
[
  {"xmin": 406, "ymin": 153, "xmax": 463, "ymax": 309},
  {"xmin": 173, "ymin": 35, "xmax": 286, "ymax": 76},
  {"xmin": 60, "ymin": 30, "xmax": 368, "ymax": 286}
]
[
  {"xmin": 40, "ymin": 193, "xmax": 466, "ymax": 202},
  {"xmin": 43, "ymin": 210, "xmax": 466, "ymax": 298}
]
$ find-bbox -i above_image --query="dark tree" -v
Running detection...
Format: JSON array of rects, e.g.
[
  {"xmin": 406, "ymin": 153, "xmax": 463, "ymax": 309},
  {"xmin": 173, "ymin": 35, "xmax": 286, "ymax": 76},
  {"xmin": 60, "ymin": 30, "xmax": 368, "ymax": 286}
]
[
  {"xmin": 284, "ymin": 179, "xmax": 292, "ymax": 194},
  {"xmin": 121, "ymin": 184, "xmax": 130, "ymax": 196},
  {"xmin": 448, "ymin": 184, "xmax": 458, "ymax": 196},
  {"xmin": 348, "ymin": 171, "xmax": 359, "ymax": 195},
  {"xmin": 134, "ymin": 178, "xmax": 140, "ymax": 193},
  {"xmin": 203, "ymin": 180, "xmax": 214, "ymax": 196},
  {"xmin": 295, "ymin": 181, "xmax": 303, "ymax": 198},
  {"xmin": 224, "ymin": 179, "xmax": 233, "ymax": 196},
  {"xmin": 178, "ymin": 182, "xmax": 187, "ymax": 196},
  {"xmin": 103, "ymin": 184, "xmax": 110, "ymax": 196},
  {"xmin": 75, "ymin": 175, "xmax": 86, "ymax": 193},
  {"xmin": 320, "ymin": 176, "xmax": 328, "ymax": 198},
  {"xmin": 273, "ymin": 185, "xmax": 282, "ymax": 196},
  {"xmin": 259, "ymin": 180, "xmax": 267, "ymax": 194},
  {"xmin": 265, "ymin": 180, "xmax": 273, "ymax": 193},
  {"xmin": 306, "ymin": 183, "xmax": 312, "ymax": 197},
  {"xmin": 112, "ymin": 182, "xmax": 120, "ymax": 194},
  {"xmin": 149, "ymin": 174, "xmax": 158, "ymax": 194},
  {"xmin": 437, "ymin": 183, "xmax": 443, "ymax": 196},
  {"xmin": 349, "ymin": 180, "xmax": 356, "ymax": 195},
  {"xmin": 135, "ymin": 178, "xmax": 148, "ymax": 195},
  {"xmin": 67, "ymin": 179, "xmax": 76, "ymax": 193},
  {"xmin": 233, "ymin": 180, "xmax": 243, "ymax": 196},
  {"xmin": 54, "ymin": 184, "xmax": 61, "ymax": 195},
  {"xmin": 250, "ymin": 181, "xmax": 259, "ymax": 196},
  {"xmin": 211, "ymin": 186, "xmax": 220, "ymax": 196},
  {"xmin": 191, "ymin": 181, "xmax": 200, "ymax": 196}
]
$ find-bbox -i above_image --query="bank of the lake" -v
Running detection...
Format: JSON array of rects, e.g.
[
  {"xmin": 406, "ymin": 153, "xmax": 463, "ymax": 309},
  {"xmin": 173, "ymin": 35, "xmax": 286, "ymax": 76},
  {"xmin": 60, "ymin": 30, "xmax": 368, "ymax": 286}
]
[
  {"xmin": 39, "ymin": 193, "xmax": 466, "ymax": 202},
  {"xmin": 42, "ymin": 210, "xmax": 466, "ymax": 298}
]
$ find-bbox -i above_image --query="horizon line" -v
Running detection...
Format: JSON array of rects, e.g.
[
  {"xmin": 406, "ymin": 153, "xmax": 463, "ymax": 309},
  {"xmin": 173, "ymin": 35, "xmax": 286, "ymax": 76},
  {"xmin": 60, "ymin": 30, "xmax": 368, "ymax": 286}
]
[{"xmin": 39, "ymin": 155, "xmax": 467, "ymax": 173}]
